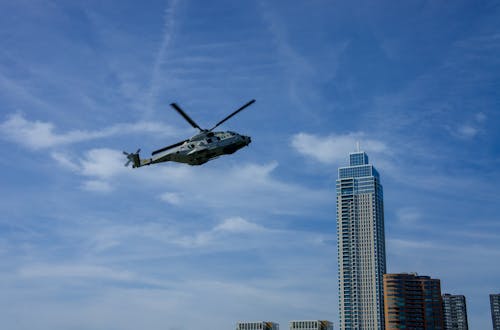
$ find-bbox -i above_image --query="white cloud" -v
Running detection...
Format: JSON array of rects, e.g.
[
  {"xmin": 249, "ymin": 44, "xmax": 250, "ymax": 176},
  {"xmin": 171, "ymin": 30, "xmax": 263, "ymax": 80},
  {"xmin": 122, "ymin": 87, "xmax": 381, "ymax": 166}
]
[
  {"xmin": 0, "ymin": 113, "xmax": 180, "ymax": 150},
  {"xmin": 457, "ymin": 124, "xmax": 478, "ymax": 138},
  {"xmin": 0, "ymin": 72, "xmax": 53, "ymax": 111},
  {"xmin": 214, "ymin": 217, "xmax": 265, "ymax": 233},
  {"xmin": 145, "ymin": 0, "xmax": 180, "ymax": 118},
  {"xmin": 387, "ymin": 238, "xmax": 436, "ymax": 251},
  {"xmin": 475, "ymin": 112, "xmax": 486, "ymax": 122},
  {"xmin": 52, "ymin": 148, "xmax": 127, "ymax": 178},
  {"xmin": 51, "ymin": 148, "xmax": 129, "ymax": 193},
  {"xmin": 447, "ymin": 112, "xmax": 487, "ymax": 140},
  {"xmin": 2, "ymin": 275, "xmax": 336, "ymax": 330},
  {"xmin": 446, "ymin": 122, "xmax": 483, "ymax": 140},
  {"xmin": 79, "ymin": 148, "xmax": 128, "ymax": 179},
  {"xmin": 51, "ymin": 151, "xmax": 80, "ymax": 171},
  {"xmin": 291, "ymin": 132, "xmax": 389, "ymax": 165},
  {"xmin": 70, "ymin": 152, "xmax": 331, "ymax": 212},
  {"xmin": 171, "ymin": 217, "xmax": 267, "ymax": 249},
  {"xmin": 0, "ymin": 113, "xmax": 63, "ymax": 149},
  {"xmin": 50, "ymin": 145, "xmax": 331, "ymax": 212},
  {"xmin": 19, "ymin": 264, "xmax": 134, "ymax": 281},
  {"xmin": 160, "ymin": 192, "xmax": 182, "ymax": 205},
  {"xmin": 396, "ymin": 207, "xmax": 421, "ymax": 225},
  {"xmin": 82, "ymin": 180, "xmax": 113, "ymax": 193}
]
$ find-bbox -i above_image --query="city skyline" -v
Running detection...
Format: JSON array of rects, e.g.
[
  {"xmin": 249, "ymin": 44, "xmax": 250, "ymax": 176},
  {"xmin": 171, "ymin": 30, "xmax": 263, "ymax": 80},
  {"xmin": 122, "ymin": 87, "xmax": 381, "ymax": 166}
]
[{"xmin": 0, "ymin": 1, "xmax": 499, "ymax": 329}]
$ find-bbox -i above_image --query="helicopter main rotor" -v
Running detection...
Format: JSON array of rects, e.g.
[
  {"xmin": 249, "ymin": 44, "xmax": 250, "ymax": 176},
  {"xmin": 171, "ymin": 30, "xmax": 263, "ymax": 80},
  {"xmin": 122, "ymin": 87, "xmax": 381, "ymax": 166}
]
[
  {"xmin": 170, "ymin": 99, "xmax": 255, "ymax": 132},
  {"xmin": 170, "ymin": 103, "xmax": 203, "ymax": 131}
]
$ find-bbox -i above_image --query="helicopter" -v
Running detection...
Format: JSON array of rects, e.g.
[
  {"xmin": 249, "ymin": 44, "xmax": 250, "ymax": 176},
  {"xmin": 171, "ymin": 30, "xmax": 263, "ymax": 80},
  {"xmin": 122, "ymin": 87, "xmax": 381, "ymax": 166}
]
[{"xmin": 124, "ymin": 99, "xmax": 255, "ymax": 168}]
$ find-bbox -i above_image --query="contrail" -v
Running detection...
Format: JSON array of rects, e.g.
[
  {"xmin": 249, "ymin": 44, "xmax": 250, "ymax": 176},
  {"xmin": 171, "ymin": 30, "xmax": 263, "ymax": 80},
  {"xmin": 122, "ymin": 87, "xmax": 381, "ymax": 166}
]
[{"xmin": 145, "ymin": 0, "xmax": 180, "ymax": 119}]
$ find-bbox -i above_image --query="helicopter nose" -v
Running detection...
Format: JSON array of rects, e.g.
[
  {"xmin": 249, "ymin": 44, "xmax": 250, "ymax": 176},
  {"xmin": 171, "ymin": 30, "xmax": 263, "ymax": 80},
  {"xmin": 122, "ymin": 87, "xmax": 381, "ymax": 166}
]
[{"xmin": 245, "ymin": 136, "xmax": 251, "ymax": 145}]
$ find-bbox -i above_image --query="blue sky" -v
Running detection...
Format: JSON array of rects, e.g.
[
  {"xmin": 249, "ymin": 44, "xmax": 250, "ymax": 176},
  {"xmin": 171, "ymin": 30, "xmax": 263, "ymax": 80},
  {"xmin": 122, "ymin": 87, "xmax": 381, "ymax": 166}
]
[{"xmin": 0, "ymin": 1, "xmax": 499, "ymax": 329}]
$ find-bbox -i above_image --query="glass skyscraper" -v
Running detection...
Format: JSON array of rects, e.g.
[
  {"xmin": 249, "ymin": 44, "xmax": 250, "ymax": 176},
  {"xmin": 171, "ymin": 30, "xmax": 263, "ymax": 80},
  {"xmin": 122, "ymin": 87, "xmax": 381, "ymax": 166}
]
[{"xmin": 336, "ymin": 151, "xmax": 386, "ymax": 330}]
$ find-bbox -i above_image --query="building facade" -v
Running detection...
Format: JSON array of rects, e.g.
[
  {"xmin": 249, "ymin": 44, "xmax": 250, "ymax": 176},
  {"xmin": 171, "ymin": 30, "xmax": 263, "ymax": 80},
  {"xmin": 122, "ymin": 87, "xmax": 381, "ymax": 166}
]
[
  {"xmin": 289, "ymin": 320, "xmax": 333, "ymax": 330},
  {"xmin": 384, "ymin": 273, "xmax": 444, "ymax": 330},
  {"xmin": 336, "ymin": 151, "xmax": 386, "ymax": 330},
  {"xmin": 236, "ymin": 321, "xmax": 279, "ymax": 330},
  {"xmin": 442, "ymin": 294, "xmax": 468, "ymax": 330},
  {"xmin": 491, "ymin": 294, "xmax": 500, "ymax": 330},
  {"xmin": 421, "ymin": 277, "xmax": 445, "ymax": 329}
]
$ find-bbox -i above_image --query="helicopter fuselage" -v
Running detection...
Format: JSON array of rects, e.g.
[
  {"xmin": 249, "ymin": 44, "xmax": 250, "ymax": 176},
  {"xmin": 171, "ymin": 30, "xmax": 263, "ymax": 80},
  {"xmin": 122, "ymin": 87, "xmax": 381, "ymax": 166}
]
[
  {"xmin": 124, "ymin": 99, "xmax": 255, "ymax": 168},
  {"xmin": 141, "ymin": 131, "xmax": 251, "ymax": 166}
]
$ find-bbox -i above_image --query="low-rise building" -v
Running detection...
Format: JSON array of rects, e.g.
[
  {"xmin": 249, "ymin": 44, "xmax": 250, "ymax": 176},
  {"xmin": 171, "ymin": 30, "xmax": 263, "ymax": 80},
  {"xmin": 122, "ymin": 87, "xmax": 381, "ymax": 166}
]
[
  {"xmin": 236, "ymin": 321, "xmax": 279, "ymax": 330},
  {"xmin": 289, "ymin": 320, "xmax": 333, "ymax": 330}
]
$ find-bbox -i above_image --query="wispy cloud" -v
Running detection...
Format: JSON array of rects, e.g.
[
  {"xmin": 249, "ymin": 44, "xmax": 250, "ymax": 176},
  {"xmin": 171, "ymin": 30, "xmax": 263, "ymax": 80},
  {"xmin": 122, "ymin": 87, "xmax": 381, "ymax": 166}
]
[
  {"xmin": 159, "ymin": 192, "xmax": 182, "ymax": 205},
  {"xmin": 395, "ymin": 207, "xmax": 422, "ymax": 226},
  {"xmin": 447, "ymin": 112, "xmax": 487, "ymax": 140},
  {"xmin": 0, "ymin": 113, "xmax": 181, "ymax": 150},
  {"xmin": 81, "ymin": 180, "xmax": 113, "ymax": 193},
  {"xmin": 291, "ymin": 132, "xmax": 389, "ymax": 165},
  {"xmin": 79, "ymin": 148, "xmax": 129, "ymax": 179},
  {"xmin": 50, "ymin": 151, "xmax": 81, "ymax": 171},
  {"xmin": 145, "ymin": 0, "xmax": 180, "ymax": 118},
  {"xmin": 171, "ymin": 217, "xmax": 268, "ymax": 249},
  {"xmin": 456, "ymin": 125, "xmax": 478, "ymax": 138},
  {"xmin": 51, "ymin": 147, "xmax": 333, "ymax": 214},
  {"xmin": 0, "ymin": 71, "xmax": 53, "ymax": 111},
  {"xmin": 50, "ymin": 148, "xmax": 129, "ymax": 192},
  {"xmin": 214, "ymin": 217, "xmax": 264, "ymax": 233},
  {"xmin": 19, "ymin": 264, "xmax": 134, "ymax": 281},
  {"xmin": 258, "ymin": 1, "xmax": 349, "ymax": 118}
]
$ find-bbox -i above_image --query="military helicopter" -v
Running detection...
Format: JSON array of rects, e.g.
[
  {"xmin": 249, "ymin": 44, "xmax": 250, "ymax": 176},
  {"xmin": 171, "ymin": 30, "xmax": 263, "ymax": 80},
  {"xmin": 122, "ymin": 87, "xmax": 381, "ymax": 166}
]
[{"xmin": 124, "ymin": 99, "xmax": 255, "ymax": 167}]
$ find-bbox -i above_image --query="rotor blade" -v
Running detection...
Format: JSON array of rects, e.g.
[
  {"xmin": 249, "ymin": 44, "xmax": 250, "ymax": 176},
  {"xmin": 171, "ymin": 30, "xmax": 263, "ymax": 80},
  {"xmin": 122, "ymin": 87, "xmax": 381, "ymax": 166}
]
[
  {"xmin": 170, "ymin": 103, "xmax": 203, "ymax": 131},
  {"xmin": 210, "ymin": 99, "xmax": 255, "ymax": 131},
  {"xmin": 152, "ymin": 139, "xmax": 188, "ymax": 156},
  {"xmin": 124, "ymin": 149, "xmax": 140, "ymax": 156}
]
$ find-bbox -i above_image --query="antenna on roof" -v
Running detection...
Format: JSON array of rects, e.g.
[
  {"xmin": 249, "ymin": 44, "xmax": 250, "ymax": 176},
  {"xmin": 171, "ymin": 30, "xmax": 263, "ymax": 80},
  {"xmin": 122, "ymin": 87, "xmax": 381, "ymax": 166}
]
[{"xmin": 356, "ymin": 141, "xmax": 360, "ymax": 152}]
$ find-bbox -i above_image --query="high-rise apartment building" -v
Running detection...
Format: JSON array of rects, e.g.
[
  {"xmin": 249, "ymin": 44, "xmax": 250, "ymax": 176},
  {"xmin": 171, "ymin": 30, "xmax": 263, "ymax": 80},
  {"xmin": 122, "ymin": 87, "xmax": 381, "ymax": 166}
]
[
  {"xmin": 336, "ymin": 151, "xmax": 386, "ymax": 330},
  {"xmin": 236, "ymin": 321, "xmax": 279, "ymax": 330},
  {"xmin": 421, "ymin": 277, "xmax": 445, "ymax": 329},
  {"xmin": 442, "ymin": 294, "xmax": 468, "ymax": 330},
  {"xmin": 289, "ymin": 320, "xmax": 333, "ymax": 330},
  {"xmin": 491, "ymin": 294, "xmax": 500, "ymax": 330},
  {"xmin": 384, "ymin": 273, "xmax": 424, "ymax": 329},
  {"xmin": 383, "ymin": 273, "xmax": 444, "ymax": 330}
]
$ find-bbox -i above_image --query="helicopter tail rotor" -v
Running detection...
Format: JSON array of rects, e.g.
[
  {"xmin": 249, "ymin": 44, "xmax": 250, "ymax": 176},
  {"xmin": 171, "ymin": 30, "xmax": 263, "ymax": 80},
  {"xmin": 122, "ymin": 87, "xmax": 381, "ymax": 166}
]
[{"xmin": 123, "ymin": 149, "xmax": 141, "ymax": 168}]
